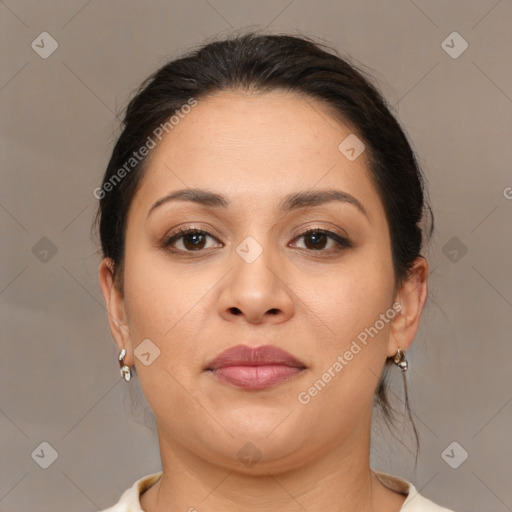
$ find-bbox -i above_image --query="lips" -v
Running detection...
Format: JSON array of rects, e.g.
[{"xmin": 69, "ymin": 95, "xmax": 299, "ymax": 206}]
[{"xmin": 205, "ymin": 344, "xmax": 307, "ymax": 390}]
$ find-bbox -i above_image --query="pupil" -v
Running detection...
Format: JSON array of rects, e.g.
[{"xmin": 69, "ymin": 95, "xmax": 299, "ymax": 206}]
[
  {"xmin": 185, "ymin": 233, "xmax": 204, "ymax": 250},
  {"xmin": 307, "ymin": 232, "xmax": 326, "ymax": 249}
]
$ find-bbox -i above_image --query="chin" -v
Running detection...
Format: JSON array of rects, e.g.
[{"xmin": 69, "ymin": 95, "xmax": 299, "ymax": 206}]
[{"xmin": 206, "ymin": 434, "xmax": 311, "ymax": 476}]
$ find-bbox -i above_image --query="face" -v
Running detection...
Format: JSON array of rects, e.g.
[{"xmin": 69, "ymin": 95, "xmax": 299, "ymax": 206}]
[{"xmin": 100, "ymin": 90, "xmax": 425, "ymax": 474}]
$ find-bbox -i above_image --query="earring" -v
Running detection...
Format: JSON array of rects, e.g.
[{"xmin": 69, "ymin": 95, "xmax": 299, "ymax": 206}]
[
  {"xmin": 118, "ymin": 347, "xmax": 132, "ymax": 382},
  {"xmin": 393, "ymin": 347, "xmax": 408, "ymax": 371}
]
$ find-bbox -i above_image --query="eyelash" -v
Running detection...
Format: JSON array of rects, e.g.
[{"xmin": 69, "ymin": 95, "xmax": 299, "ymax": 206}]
[{"xmin": 160, "ymin": 226, "xmax": 352, "ymax": 255}]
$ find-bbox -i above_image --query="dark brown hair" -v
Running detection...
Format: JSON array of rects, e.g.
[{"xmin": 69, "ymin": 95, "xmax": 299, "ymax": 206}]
[{"xmin": 93, "ymin": 31, "xmax": 434, "ymax": 462}]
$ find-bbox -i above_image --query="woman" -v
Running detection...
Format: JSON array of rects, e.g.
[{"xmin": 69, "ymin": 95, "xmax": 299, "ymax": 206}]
[{"xmin": 95, "ymin": 32, "xmax": 455, "ymax": 511}]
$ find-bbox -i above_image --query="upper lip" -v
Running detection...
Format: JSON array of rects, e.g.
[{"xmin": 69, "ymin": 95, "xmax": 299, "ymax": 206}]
[{"xmin": 206, "ymin": 344, "xmax": 306, "ymax": 371}]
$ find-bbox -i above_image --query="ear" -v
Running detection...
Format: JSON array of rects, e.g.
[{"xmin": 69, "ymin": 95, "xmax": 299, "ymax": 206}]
[
  {"xmin": 98, "ymin": 258, "xmax": 133, "ymax": 365},
  {"xmin": 387, "ymin": 256, "xmax": 429, "ymax": 358}
]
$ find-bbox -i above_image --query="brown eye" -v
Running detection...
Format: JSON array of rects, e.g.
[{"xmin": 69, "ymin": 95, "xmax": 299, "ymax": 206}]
[
  {"xmin": 162, "ymin": 228, "xmax": 220, "ymax": 252},
  {"xmin": 292, "ymin": 229, "xmax": 352, "ymax": 252},
  {"xmin": 303, "ymin": 231, "xmax": 328, "ymax": 250},
  {"xmin": 181, "ymin": 232, "xmax": 207, "ymax": 250}
]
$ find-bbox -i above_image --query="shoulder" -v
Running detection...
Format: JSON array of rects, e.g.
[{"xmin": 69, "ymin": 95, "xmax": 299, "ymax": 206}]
[
  {"xmin": 99, "ymin": 471, "xmax": 163, "ymax": 512},
  {"xmin": 373, "ymin": 470, "xmax": 457, "ymax": 512}
]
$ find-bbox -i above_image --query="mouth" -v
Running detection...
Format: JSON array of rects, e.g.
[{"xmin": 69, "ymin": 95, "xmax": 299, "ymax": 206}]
[{"xmin": 205, "ymin": 344, "xmax": 307, "ymax": 390}]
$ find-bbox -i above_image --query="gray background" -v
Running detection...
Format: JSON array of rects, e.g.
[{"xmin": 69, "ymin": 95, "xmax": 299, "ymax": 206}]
[{"xmin": 1, "ymin": 1, "xmax": 511, "ymax": 511}]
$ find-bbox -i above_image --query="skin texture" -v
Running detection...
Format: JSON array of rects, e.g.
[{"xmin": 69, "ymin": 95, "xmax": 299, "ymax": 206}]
[{"xmin": 99, "ymin": 90, "xmax": 428, "ymax": 511}]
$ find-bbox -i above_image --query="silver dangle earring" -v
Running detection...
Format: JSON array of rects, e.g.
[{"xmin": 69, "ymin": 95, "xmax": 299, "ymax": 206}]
[
  {"xmin": 118, "ymin": 347, "xmax": 132, "ymax": 382},
  {"xmin": 393, "ymin": 347, "xmax": 408, "ymax": 371}
]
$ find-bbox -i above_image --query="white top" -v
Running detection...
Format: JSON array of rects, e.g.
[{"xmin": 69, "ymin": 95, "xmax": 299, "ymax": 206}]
[{"xmin": 100, "ymin": 470, "xmax": 456, "ymax": 511}]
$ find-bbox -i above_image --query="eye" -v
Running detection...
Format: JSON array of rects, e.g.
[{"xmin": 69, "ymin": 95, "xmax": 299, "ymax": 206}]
[
  {"xmin": 160, "ymin": 227, "xmax": 352, "ymax": 254},
  {"xmin": 161, "ymin": 227, "xmax": 222, "ymax": 252},
  {"xmin": 290, "ymin": 228, "xmax": 352, "ymax": 252}
]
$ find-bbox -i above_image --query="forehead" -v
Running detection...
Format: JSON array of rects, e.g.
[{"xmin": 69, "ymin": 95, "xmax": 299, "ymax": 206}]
[{"xmin": 130, "ymin": 90, "xmax": 385, "ymax": 223}]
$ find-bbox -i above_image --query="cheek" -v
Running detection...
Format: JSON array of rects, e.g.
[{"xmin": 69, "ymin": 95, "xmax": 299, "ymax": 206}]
[
  {"xmin": 308, "ymin": 253, "xmax": 394, "ymax": 341},
  {"xmin": 297, "ymin": 250, "xmax": 395, "ymax": 409},
  {"xmin": 120, "ymin": 255, "xmax": 188, "ymax": 392},
  {"xmin": 295, "ymin": 281, "xmax": 393, "ymax": 432},
  {"xmin": 123, "ymin": 245, "xmax": 194, "ymax": 334}
]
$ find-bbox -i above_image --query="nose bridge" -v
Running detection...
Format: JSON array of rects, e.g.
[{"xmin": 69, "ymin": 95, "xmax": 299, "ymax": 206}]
[
  {"xmin": 219, "ymin": 227, "xmax": 293, "ymax": 323},
  {"xmin": 230, "ymin": 197, "xmax": 279, "ymax": 273},
  {"xmin": 233, "ymin": 231, "xmax": 277, "ymax": 290}
]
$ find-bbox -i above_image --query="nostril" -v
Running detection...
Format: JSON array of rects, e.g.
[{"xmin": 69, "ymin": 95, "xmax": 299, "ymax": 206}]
[{"xmin": 229, "ymin": 307, "xmax": 242, "ymax": 315}]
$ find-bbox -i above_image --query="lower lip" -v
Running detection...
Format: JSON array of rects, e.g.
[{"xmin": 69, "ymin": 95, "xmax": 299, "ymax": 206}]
[{"xmin": 210, "ymin": 365, "xmax": 304, "ymax": 390}]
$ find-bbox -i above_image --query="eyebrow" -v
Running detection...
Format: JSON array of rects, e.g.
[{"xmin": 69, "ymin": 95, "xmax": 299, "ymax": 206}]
[{"xmin": 147, "ymin": 188, "xmax": 369, "ymax": 220}]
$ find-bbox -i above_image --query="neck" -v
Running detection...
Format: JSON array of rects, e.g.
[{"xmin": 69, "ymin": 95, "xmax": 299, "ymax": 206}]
[{"xmin": 140, "ymin": 416, "xmax": 405, "ymax": 512}]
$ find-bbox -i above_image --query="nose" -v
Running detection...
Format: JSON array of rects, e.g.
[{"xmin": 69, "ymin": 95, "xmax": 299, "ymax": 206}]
[{"xmin": 217, "ymin": 240, "xmax": 294, "ymax": 325}]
